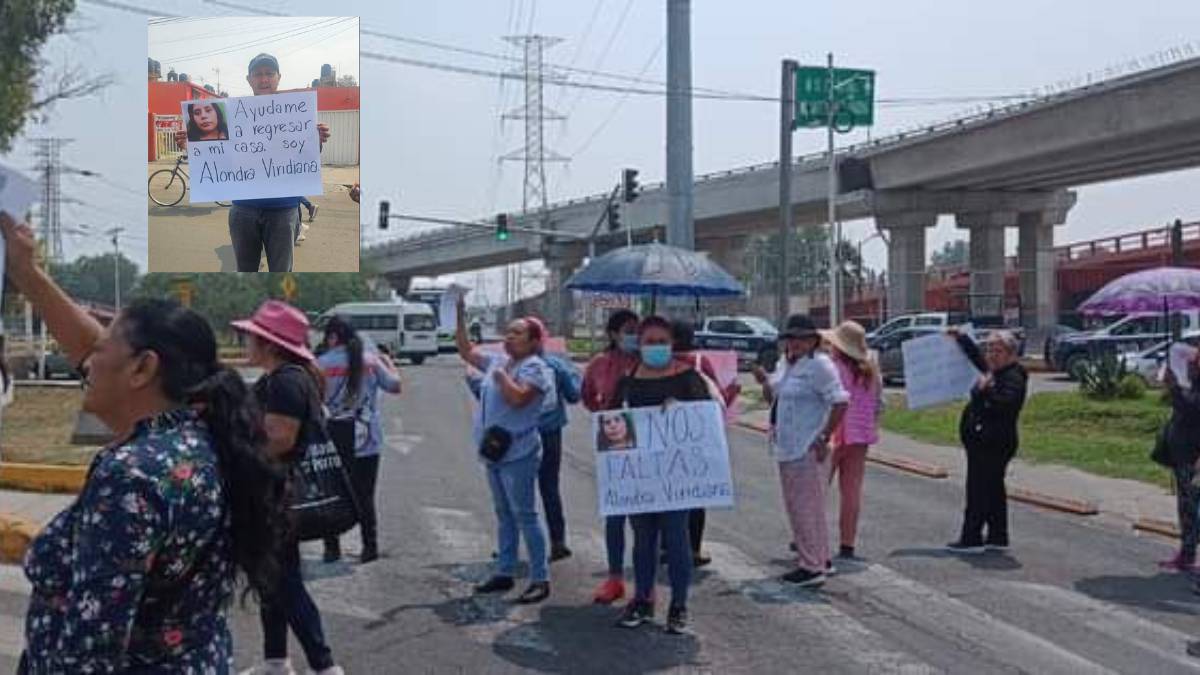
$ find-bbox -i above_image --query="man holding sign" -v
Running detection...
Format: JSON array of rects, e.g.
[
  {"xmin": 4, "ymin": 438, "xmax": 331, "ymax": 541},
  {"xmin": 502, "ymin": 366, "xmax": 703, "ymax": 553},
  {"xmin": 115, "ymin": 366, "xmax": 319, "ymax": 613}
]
[{"xmin": 175, "ymin": 53, "xmax": 331, "ymax": 272}]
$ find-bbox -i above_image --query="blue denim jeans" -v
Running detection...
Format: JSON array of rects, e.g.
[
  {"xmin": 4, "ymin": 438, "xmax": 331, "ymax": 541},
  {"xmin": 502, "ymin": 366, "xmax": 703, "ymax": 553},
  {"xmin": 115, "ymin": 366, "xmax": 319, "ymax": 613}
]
[
  {"xmin": 486, "ymin": 453, "xmax": 549, "ymax": 582},
  {"xmin": 631, "ymin": 510, "xmax": 692, "ymax": 608},
  {"xmin": 605, "ymin": 515, "xmax": 627, "ymax": 576}
]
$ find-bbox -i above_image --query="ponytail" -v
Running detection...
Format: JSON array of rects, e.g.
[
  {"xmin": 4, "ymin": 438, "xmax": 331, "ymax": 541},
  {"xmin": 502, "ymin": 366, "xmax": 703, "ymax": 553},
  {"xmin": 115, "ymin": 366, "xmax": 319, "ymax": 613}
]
[
  {"xmin": 346, "ymin": 335, "xmax": 364, "ymax": 401},
  {"xmin": 188, "ymin": 368, "xmax": 288, "ymax": 603}
]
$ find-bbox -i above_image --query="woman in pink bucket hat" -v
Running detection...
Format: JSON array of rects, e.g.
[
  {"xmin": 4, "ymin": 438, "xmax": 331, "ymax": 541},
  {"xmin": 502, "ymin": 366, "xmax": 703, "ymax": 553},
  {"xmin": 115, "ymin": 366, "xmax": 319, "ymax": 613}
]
[{"xmin": 233, "ymin": 300, "xmax": 345, "ymax": 675}]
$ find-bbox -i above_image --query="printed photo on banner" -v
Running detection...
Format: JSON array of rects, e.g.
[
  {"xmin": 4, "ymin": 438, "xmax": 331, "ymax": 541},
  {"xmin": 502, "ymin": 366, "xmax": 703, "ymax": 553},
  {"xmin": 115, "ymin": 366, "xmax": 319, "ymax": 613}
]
[
  {"xmin": 592, "ymin": 400, "xmax": 735, "ymax": 517},
  {"xmin": 901, "ymin": 332, "xmax": 979, "ymax": 409},
  {"xmin": 147, "ymin": 16, "xmax": 361, "ymax": 273}
]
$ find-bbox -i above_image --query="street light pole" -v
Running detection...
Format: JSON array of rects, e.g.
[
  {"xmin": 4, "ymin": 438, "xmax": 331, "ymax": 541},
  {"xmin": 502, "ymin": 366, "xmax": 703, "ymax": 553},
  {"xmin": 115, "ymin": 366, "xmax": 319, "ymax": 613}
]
[
  {"xmin": 108, "ymin": 227, "xmax": 123, "ymax": 313},
  {"xmin": 777, "ymin": 59, "xmax": 797, "ymax": 328},
  {"xmin": 826, "ymin": 52, "xmax": 840, "ymax": 327}
]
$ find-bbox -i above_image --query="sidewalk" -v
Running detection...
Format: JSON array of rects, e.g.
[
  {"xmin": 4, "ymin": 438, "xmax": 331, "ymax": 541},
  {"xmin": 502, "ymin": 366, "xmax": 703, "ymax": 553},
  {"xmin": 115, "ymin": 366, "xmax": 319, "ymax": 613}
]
[{"xmin": 737, "ymin": 405, "xmax": 1179, "ymax": 535}]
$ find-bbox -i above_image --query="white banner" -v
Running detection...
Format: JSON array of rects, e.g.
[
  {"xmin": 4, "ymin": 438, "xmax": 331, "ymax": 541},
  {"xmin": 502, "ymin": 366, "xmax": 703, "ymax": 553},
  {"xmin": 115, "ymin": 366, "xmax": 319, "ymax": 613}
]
[
  {"xmin": 182, "ymin": 91, "xmax": 323, "ymax": 202},
  {"xmin": 438, "ymin": 285, "xmax": 468, "ymax": 333},
  {"xmin": 902, "ymin": 333, "xmax": 980, "ymax": 410},
  {"xmin": 593, "ymin": 400, "xmax": 735, "ymax": 517},
  {"xmin": 1170, "ymin": 342, "xmax": 1197, "ymax": 389}
]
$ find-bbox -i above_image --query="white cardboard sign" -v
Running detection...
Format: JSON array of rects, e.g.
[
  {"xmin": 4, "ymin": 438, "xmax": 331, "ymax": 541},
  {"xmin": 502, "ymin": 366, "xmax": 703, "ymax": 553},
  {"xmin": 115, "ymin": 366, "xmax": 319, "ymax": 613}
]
[
  {"xmin": 1169, "ymin": 342, "xmax": 1197, "ymax": 389},
  {"xmin": 902, "ymin": 333, "xmax": 980, "ymax": 409},
  {"xmin": 593, "ymin": 400, "xmax": 735, "ymax": 517},
  {"xmin": 181, "ymin": 91, "xmax": 323, "ymax": 202}
]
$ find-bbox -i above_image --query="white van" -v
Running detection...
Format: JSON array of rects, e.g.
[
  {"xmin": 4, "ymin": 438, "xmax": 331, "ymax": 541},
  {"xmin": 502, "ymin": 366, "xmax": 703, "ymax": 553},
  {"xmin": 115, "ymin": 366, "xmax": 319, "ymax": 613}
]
[{"xmin": 313, "ymin": 302, "xmax": 439, "ymax": 365}]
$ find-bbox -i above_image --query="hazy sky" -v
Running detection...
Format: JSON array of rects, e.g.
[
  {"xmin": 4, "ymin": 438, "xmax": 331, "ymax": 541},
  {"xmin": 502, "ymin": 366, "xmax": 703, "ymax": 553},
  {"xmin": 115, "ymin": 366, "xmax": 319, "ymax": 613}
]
[{"xmin": 4, "ymin": 0, "xmax": 1200, "ymax": 306}]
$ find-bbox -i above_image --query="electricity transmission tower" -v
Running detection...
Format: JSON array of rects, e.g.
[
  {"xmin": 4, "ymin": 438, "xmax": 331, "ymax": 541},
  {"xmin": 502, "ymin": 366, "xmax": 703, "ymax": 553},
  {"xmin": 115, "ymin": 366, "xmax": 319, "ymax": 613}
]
[
  {"xmin": 499, "ymin": 34, "xmax": 568, "ymax": 316},
  {"xmin": 33, "ymin": 138, "xmax": 67, "ymax": 263}
]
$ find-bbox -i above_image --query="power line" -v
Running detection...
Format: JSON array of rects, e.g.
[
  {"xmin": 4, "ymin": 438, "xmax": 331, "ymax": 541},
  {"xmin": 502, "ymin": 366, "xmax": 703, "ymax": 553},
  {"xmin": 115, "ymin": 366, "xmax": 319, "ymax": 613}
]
[
  {"xmin": 155, "ymin": 17, "xmax": 350, "ymax": 66},
  {"xmin": 150, "ymin": 16, "xmax": 321, "ymax": 46},
  {"xmin": 560, "ymin": 0, "xmax": 637, "ymax": 121}
]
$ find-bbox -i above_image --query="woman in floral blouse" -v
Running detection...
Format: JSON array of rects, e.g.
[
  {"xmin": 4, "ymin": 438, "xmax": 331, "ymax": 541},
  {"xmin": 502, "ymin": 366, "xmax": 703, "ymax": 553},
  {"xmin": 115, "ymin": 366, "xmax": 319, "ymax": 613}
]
[{"xmin": 1, "ymin": 213, "xmax": 288, "ymax": 674}]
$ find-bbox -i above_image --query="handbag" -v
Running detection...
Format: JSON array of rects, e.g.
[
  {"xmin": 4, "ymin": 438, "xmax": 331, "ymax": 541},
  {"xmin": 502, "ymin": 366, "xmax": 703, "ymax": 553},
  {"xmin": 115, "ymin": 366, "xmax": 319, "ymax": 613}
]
[
  {"xmin": 478, "ymin": 372, "xmax": 513, "ymax": 462},
  {"xmin": 285, "ymin": 368, "xmax": 361, "ymax": 541}
]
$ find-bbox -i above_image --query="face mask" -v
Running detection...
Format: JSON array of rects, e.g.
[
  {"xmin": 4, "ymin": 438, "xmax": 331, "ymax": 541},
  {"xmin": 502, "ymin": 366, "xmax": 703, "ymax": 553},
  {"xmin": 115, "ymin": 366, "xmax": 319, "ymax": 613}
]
[
  {"xmin": 640, "ymin": 344, "xmax": 673, "ymax": 369},
  {"xmin": 619, "ymin": 334, "xmax": 639, "ymax": 353}
]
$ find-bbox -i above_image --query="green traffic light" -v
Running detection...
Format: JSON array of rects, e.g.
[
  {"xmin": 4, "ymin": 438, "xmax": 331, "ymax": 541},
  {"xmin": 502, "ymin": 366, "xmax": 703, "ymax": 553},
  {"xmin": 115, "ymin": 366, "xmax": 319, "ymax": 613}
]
[{"xmin": 497, "ymin": 231, "xmax": 509, "ymax": 241}]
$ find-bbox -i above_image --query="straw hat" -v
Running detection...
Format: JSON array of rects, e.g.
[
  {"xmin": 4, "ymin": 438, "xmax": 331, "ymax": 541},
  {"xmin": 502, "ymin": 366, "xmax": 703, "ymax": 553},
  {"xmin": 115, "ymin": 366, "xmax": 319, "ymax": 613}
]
[{"xmin": 821, "ymin": 320, "xmax": 870, "ymax": 363}]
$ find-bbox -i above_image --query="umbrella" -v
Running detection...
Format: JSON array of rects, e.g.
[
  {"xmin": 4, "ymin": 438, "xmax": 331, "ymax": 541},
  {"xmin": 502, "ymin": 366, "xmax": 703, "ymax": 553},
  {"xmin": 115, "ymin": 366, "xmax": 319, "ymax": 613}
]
[
  {"xmin": 1077, "ymin": 267, "xmax": 1200, "ymax": 315},
  {"xmin": 565, "ymin": 243, "xmax": 744, "ymax": 303}
]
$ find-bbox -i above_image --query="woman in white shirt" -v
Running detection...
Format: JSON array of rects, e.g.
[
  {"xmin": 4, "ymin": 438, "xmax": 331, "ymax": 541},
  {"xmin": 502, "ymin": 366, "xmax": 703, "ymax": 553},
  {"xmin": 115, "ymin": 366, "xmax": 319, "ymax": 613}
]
[{"xmin": 754, "ymin": 314, "xmax": 849, "ymax": 587}]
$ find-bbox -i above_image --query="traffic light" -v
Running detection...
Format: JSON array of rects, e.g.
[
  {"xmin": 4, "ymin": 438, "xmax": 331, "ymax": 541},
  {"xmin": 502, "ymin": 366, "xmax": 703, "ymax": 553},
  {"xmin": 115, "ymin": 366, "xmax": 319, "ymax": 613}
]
[
  {"xmin": 378, "ymin": 200, "xmax": 390, "ymax": 229},
  {"xmin": 622, "ymin": 168, "xmax": 639, "ymax": 203},
  {"xmin": 496, "ymin": 213, "xmax": 509, "ymax": 241},
  {"xmin": 606, "ymin": 201, "xmax": 621, "ymax": 232}
]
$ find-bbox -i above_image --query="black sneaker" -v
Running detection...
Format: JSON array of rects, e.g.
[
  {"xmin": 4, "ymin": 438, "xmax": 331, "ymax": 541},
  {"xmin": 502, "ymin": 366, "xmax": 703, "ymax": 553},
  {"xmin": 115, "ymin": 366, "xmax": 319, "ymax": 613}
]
[
  {"xmin": 825, "ymin": 560, "xmax": 837, "ymax": 576},
  {"xmin": 308, "ymin": 204, "xmax": 318, "ymax": 222},
  {"xmin": 788, "ymin": 541, "xmax": 797, "ymax": 552},
  {"xmin": 837, "ymin": 545, "xmax": 856, "ymax": 559},
  {"xmin": 474, "ymin": 575, "xmax": 515, "ymax": 594},
  {"xmin": 665, "ymin": 605, "xmax": 688, "ymax": 634},
  {"xmin": 359, "ymin": 544, "xmax": 379, "ymax": 564},
  {"xmin": 323, "ymin": 544, "xmax": 341, "ymax": 563},
  {"xmin": 985, "ymin": 541, "xmax": 1010, "ymax": 552},
  {"xmin": 693, "ymin": 552, "xmax": 712, "ymax": 568},
  {"xmin": 781, "ymin": 568, "xmax": 826, "ymax": 587},
  {"xmin": 549, "ymin": 543, "xmax": 573, "ymax": 562},
  {"xmin": 617, "ymin": 600, "xmax": 653, "ymax": 628},
  {"xmin": 1189, "ymin": 640, "xmax": 1200, "ymax": 658},
  {"xmin": 515, "ymin": 581, "xmax": 550, "ymax": 604},
  {"xmin": 946, "ymin": 540, "xmax": 986, "ymax": 555}
]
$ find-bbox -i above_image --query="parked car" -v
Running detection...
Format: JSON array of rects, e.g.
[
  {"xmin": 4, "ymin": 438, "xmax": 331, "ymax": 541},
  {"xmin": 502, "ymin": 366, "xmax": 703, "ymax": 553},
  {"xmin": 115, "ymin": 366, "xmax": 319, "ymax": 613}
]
[
  {"xmin": 873, "ymin": 325, "xmax": 945, "ymax": 385},
  {"xmin": 867, "ymin": 312, "xmax": 1025, "ymax": 357},
  {"xmin": 1051, "ymin": 310, "xmax": 1200, "ymax": 378},
  {"xmin": 1042, "ymin": 324, "xmax": 1081, "ymax": 366},
  {"xmin": 1119, "ymin": 330, "xmax": 1200, "ymax": 387},
  {"xmin": 694, "ymin": 315, "xmax": 779, "ymax": 370}
]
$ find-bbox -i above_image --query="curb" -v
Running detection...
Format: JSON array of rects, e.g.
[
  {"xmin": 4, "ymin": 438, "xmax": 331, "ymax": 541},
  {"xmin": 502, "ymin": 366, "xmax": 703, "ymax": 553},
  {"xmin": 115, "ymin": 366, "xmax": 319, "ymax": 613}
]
[
  {"xmin": 1133, "ymin": 517, "xmax": 1181, "ymax": 540},
  {"xmin": 0, "ymin": 462, "xmax": 87, "ymax": 494},
  {"xmin": 0, "ymin": 513, "xmax": 39, "ymax": 564},
  {"xmin": 1009, "ymin": 487, "xmax": 1099, "ymax": 516},
  {"xmin": 733, "ymin": 420, "xmax": 951, "ymax": 479}
]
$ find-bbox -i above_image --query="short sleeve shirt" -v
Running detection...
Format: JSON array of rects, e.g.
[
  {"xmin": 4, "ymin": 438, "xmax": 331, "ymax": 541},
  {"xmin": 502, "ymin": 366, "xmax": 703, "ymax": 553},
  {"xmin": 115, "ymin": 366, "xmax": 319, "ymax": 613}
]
[
  {"xmin": 769, "ymin": 352, "xmax": 850, "ymax": 462},
  {"xmin": 253, "ymin": 364, "xmax": 319, "ymax": 458},
  {"xmin": 474, "ymin": 353, "xmax": 549, "ymax": 464}
]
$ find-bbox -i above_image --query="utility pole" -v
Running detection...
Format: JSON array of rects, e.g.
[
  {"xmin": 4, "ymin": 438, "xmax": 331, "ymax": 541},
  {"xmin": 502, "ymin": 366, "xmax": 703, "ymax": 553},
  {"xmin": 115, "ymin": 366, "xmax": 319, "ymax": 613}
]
[
  {"xmin": 1171, "ymin": 218, "xmax": 1184, "ymax": 341},
  {"xmin": 826, "ymin": 52, "xmax": 841, "ymax": 327},
  {"xmin": 107, "ymin": 227, "xmax": 124, "ymax": 313},
  {"xmin": 666, "ymin": 0, "xmax": 694, "ymax": 251},
  {"xmin": 777, "ymin": 59, "xmax": 797, "ymax": 327},
  {"xmin": 33, "ymin": 138, "xmax": 67, "ymax": 264}
]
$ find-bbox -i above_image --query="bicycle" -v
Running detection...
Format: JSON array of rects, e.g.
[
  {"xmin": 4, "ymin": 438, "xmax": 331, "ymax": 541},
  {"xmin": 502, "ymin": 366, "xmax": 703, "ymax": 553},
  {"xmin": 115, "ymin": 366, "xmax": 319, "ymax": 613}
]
[{"xmin": 148, "ymin": 155, "xmax": 231, "ymax": 207}]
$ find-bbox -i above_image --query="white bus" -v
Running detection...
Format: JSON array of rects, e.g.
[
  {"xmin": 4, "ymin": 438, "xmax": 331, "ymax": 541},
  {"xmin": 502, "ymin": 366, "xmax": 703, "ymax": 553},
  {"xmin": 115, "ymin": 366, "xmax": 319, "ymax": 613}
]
[{"xmin": 312, "ymin": 301, "xmax": 439, "ymax": 365}]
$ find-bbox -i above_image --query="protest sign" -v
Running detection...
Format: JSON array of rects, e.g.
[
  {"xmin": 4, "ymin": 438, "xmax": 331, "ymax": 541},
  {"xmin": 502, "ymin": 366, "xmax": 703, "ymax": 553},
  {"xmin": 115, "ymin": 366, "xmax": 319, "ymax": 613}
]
[
  {"xmin": 902, "ymin": 333, "xmax": 979, "ymax": 409},
  {"xmin": 181, "ymin": 91, "xmax": 322, "ymax": 203},
  {"xmin": 593, "ymin": 400, "xmax": 735, "ymax": 517},
  {"xmin": 438, "ymin": 285, "xmax": 468, "ymax": 333},
  {"xmin": 1169, "ymin": 342, "xmax": 1197, "ymax": 389}
]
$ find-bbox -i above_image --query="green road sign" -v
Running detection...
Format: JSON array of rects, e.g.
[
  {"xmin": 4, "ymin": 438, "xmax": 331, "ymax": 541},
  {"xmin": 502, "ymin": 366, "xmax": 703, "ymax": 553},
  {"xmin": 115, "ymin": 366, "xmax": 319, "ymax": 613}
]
[{"xmin": 794, "ymin": 66, "xmax": 876, "ymax": 131}]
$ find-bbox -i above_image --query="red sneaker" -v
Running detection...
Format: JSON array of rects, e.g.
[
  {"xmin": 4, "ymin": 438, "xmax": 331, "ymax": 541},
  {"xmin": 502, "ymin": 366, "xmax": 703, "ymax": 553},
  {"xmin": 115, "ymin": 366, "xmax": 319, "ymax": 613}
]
[{"xmin": 592, "ymin": 577, "xmax": 626, "ymax": 604}]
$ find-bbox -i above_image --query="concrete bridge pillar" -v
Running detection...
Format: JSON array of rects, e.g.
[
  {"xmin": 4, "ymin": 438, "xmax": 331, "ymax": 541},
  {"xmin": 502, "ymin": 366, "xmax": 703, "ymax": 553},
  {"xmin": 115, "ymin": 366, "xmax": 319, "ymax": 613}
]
[
  {"xmin": 879, "ymin": 213, "xmax": 936, "ymax": 318},
  {"xmin": 1018, "ymin": 195, "xmax": 1074, "ymax": 342},
  {"xmin": 956, "ymin": 211, "xmax": 1018, "ymax": 319},
  {"xmin": 384, "ymin": 274, "xmax": 412, "ymax": 296},
  {"xmin": 546, "ymin": 260, "xmax": 582, "ymax": 339},
  {"xmin": 704, "ymin": 236, "xmax": 750, "ymax": 282}
]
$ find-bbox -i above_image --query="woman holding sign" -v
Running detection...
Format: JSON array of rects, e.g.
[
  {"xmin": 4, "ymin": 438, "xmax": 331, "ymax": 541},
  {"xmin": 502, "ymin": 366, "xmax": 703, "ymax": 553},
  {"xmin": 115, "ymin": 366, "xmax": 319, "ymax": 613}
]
[
  {"xmin": 0, "ymin": 213, "xmax": 289, "ymax": 673},
  {"xmin": 613, "ymin": 316, "xmax": 714, "ymax": 635},
  {"xmin": 753, "ymin": 314, "xmax": 849, "ymax": 588},
  {"xmin": 456, "ymin": 298, "xmax": 552, "ymax": 604},
  {"xmin": 944, "ymin": 329, "xmax": 1028, "ymax": 554}
]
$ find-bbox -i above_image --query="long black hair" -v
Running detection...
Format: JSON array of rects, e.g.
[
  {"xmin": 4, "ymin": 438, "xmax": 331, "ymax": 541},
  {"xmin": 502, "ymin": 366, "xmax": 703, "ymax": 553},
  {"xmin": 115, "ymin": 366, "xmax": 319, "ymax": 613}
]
[
  {"xmin": 606, "ymin": 309, "xmax": 639, "ymax": 351},
  {"xmin": 120, "ymin": 298, "xmax": 287, "ymax": 603},
  {"xmin": 186, "ymin": 101, "xmax": 229, "ymax": 141},
  {"xmin": 324, "ymin": 315, "xmax": 364, "ymax": 401}
]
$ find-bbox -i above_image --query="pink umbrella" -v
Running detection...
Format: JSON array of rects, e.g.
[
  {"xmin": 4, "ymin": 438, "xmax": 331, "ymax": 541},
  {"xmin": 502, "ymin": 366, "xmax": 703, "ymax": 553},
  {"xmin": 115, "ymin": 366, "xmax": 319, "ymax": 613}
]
[{"xmin": 1077, "ymin": 267, "xmax": 1200, "ymax": 315}]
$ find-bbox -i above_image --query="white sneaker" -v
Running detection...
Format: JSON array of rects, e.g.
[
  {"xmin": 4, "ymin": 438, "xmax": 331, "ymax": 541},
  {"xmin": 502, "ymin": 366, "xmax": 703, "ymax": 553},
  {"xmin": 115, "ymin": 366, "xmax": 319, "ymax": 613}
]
[
  {"xmin": 297, "ymin": 222, "xmax": 309, "ymax": 242},
  {"xmin": 239, "ymin": 660, "xmax": 295, "ymax": 675},
  {"xmin": 311, "ymin": 667, "xmax": 345, "ymax": 675}
]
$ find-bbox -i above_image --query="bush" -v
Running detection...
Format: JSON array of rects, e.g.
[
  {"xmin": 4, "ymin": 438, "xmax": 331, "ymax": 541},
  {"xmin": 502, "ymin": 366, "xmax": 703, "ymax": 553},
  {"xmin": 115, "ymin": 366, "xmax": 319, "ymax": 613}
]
[
  {"xmin": 1116, "ymin": 373, "xmax": 1147, "ymax": 400},
  {"xmin": 1078, "ymin": 350, "xmax": 1129, "ymax": 400}
]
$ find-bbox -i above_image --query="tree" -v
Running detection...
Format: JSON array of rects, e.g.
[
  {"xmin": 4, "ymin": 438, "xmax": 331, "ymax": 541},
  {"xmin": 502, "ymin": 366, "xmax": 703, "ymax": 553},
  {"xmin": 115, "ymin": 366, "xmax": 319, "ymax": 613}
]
[
  {"xmin": 337, "ymin": 74, "xmax": 357, "ymax": 87},
  {"xmin": 48, "ymin": 252, "xmax": 140, "ymax": 307},
  {"xmin": 0, "ymin": 1, "xmax": 111, "ymax": 152},
  {"xmin": 744, "ymin": 227, "xmax": 868, "ymax": 296},
  {"xmin": 930, "ymin": 239, "xmax": 968, "ymax": 269}
]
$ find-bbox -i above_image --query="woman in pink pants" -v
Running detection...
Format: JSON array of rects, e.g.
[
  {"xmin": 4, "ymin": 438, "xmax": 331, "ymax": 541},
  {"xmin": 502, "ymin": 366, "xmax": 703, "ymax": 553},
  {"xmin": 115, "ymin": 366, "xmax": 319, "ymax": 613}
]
[{"xmin": 822, "ymin": 321, "xmax": 882, "ymax": 562}]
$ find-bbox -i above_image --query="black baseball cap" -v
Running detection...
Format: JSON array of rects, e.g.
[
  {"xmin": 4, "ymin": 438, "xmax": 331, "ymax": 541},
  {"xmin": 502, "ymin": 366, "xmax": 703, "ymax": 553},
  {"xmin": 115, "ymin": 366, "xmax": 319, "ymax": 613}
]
[{"xmin": 248, "ymin": 53, "xmax": 279, "ymax": 74}]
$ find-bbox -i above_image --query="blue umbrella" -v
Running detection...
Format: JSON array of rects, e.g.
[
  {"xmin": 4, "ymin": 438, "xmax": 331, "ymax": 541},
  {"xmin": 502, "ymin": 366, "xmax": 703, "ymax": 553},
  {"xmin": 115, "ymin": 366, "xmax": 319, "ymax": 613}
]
[{"xmin": 565, "ymin": 243, "xmax": 744, "ymax": 300}]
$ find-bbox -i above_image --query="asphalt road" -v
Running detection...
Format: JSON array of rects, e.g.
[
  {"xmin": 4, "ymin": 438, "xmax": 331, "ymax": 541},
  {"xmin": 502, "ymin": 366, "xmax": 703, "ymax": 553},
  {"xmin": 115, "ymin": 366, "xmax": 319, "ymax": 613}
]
[{"xmin": 0, "ymin": 357, "xmax": 1196, "ymax": 673}]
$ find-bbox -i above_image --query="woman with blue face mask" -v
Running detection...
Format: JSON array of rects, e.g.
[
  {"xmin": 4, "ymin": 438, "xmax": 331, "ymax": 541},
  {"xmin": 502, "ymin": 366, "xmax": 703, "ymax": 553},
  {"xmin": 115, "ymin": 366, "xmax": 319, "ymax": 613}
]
[
  {"xmin": 612, "ymin": 316, "xmax": 714, "ymax": 635},
  {"xmin": 583, "ymin": 309, "xmax": 641, "ymax": 605}
]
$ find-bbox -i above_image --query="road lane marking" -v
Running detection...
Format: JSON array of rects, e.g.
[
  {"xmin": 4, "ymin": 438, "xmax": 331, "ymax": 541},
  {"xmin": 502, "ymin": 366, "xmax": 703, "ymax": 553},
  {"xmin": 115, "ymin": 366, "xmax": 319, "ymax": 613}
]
[
  {"xmin": 842, "ymin": 564, "xmax": 1119, "ymax": 675},
  {"xmin": 705, "ymin": 541, "xmax": 938, "ymax": 674}
]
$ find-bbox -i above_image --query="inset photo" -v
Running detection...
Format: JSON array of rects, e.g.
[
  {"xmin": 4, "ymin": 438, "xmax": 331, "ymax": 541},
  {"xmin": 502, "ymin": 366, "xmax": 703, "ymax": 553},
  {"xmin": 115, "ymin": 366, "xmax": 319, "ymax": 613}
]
[{"xmin": 147, "ymin": 17, "xmax": 360, "ymax": 273}]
